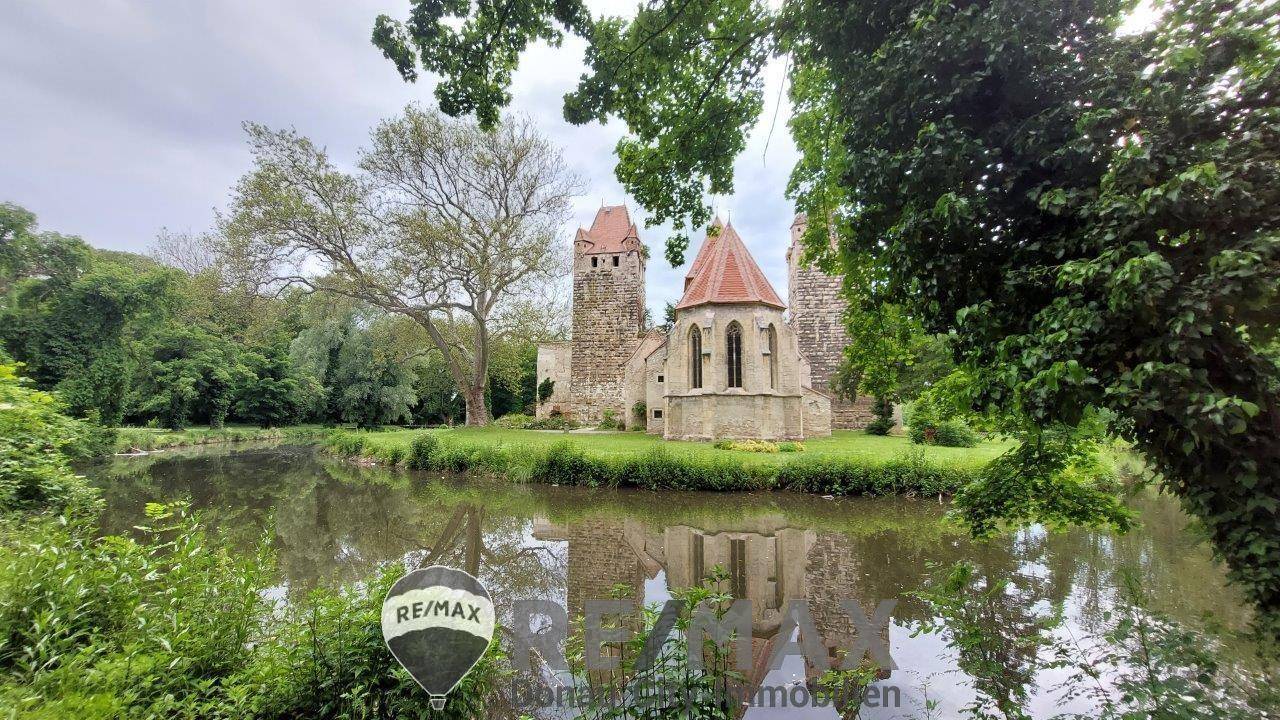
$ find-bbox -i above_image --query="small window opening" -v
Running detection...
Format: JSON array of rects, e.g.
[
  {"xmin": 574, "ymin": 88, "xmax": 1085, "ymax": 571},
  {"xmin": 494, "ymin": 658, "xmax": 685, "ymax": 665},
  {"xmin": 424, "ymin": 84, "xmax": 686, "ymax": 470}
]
[
  {"xmin": 612, "ymin": 255, "xmax": 619, "ymax": 267},
  {"xmin": 591, "ymin": 257, "xmax": 598, "ymax": 267},
  {"xmin": 657, "ymin": 374, "xmax": 664, "ymax": 383},
  {"xmin": 653, "ymin": 409, "xmax": 663, "ymax": 419}
]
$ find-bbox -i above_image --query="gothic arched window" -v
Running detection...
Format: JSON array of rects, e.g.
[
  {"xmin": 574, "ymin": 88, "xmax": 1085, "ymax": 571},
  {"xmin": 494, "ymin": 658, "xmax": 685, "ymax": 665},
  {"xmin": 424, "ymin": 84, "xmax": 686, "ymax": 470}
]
[
  {"xmin": 726, "ymin": 321, "xmax": 743, "ymax": 388},
  {"xmin": 689, "ymin": 324, "xmax": 703, "ymax": 389},
  {"xmin": 765, "ymin": 324, "xmax": 778, "ymax": 389}
]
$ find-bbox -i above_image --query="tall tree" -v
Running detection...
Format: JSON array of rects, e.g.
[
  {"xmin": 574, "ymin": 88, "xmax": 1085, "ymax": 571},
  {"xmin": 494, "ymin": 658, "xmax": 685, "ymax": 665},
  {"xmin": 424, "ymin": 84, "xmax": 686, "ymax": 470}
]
[
  {"xmin": 372, "ymin": 0, "xmax": 1280, "ymax": 634},
  {"xmin": 223, "ymin": 106, "xmax": 576, "ymax": 425}
]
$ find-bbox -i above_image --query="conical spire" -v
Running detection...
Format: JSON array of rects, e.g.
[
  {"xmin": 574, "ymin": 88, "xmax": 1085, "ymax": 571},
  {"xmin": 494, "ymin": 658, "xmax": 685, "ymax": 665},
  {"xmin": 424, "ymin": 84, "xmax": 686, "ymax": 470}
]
[{"xmin": 675, "ymin": 221, "xmax": 784, "ymax": 310}]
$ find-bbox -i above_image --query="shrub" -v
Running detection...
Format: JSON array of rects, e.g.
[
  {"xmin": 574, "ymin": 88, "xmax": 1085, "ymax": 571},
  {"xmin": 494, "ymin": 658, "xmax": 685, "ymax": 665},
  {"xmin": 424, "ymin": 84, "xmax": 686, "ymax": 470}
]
[
  {"xmin": 376, "ymin": 444, "xmax": 406, "ymax": 466},
  {"xmin": 713, "ymin": 439, "xmax": 779, "ymax": 453},
  {"xmin": 528, "ymin": 440, "xmax": 616, "ymax": 487},
  {"xmin": 323, "ymin": 431, "xmax": 365, "ymax": 457},
  {"xmin": 0, "ymin": 504, "xmax": 271, "ymax": 717},
  {"xmin": 407, "ymin": 433, "xmax": 440, "ymax": 469},
  {"xmin": 0, "ymin": 505, "xmax": 503, "ymax": 719},
  {"xmin": 864, "ymin": 396, "xmax": 895, "ymax": 436},
  {"xmin": 616, "ymin": 447, "xmax": 772, "ymax": 491},
  {"xmin": 909, "ymin": 417, "xmax": 979, "ymax": 447},
  {"xmin": 777, "ymin": 441, "xmax": 805, "ymax": 453},
  {"xmin": 527, "ymin": 415, "xmax": 578, "ymax": 430},
  {"xmin": 494, "ymin": 413, "xmax": 535, "ymax": 429},
  {"xmin": 0, "ymin": 362, "xmax": 97, "ymax": 513},
  {"xmin": 243, "ymin": 564, "xmax": 504, "ymax": 720},
  {"xmin": 777, "ymin": 456, "xmax": 972, "ymax": 496},
  {"xmin": 933, "ymin": 419, "xmax": 979, "ymax": 447},
  {"xmin": 597, "ymin": 408, "xmax": 621, "ymax": 431},
  {"xmin": 537, "ymin": 377, "xmax": 555, "ymax": 404}
]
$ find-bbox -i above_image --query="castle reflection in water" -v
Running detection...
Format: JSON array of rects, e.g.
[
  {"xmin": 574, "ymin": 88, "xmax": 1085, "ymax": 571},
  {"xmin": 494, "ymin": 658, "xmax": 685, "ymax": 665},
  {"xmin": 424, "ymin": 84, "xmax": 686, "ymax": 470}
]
[{"xmin": 533, "ymin": 513, "xmax": 891, "ymax": 696}]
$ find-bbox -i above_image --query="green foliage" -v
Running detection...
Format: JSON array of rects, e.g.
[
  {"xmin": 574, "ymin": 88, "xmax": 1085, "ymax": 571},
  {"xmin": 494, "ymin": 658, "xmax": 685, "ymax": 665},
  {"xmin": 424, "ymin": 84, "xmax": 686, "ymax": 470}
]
[
  {"xmin": 864, "ymin": 396, "xmax": 895, "ymax": 436},
  {"xmin": 526, "ymin": 414, "xmax": 578, "ymax": 430},
  {"xmin": 236, "ymin": 563, "xmax": 504, "ymax": 720},
  {"xmin": 954, "ymin": 428, "xmax": 1134, "ymax": 537},
  {"xmin": 597, "ymin": 408, "xmax": 621, "ymax": 430},
  {"xmin": 0, "ymin": 503, "xmax": 504, "ymax": 719},
  {"xmin": 324, "ymin": 431, "xmax": 366, "ymax": 458},
  {"xmin": 112, "ymin": 426, "xmax": 323, "ymax": 454},
  {"xmin": 0, "ymin": 395, "xmax": 502, "ymax": 718},
  {"xmin": 234, "ymin": 346, "xmax": 305, "ymax": 428},
  {"xmin": 129, "ymin": 326, "xmax": 247, "ymax": 430},
  {"xmin": 372, "ymin": 0, "xmax": 775, "ymax": 263},
  {"xmin": 406, "ymin": 432, "xmax": 439, "ymax": 469},
  {"xmin": 0, "ymin": 504, "xmax": 269, "ymax": 717},
  {"xmin": 527, "ymin": 440, "xmax": 617, "ymax": 488},
  {"xmin": 777, "ymin": 454, "xmax": 974, "ymax": 497},
  {"xmin": 801, "ymin": 0, "xmax": 1280, "ymax": 635},
  {"xmin": 2, "ymin": 249, "xmax": 176, "ymax": 426},
  {"xmin": 536, "ymin": 376, "xmax": 554, "ymax": 405},
  {"xmin": 713, "ymin": 439, "xmax": 778, "ymax": 453},
  {"xmin": 493, "ymin": 412, "xmax": 535, "ymax": 429},
  {"xmin": 0, "ymin": 362, "xmax": 97, "ymax": 512},
  {"xmin": 908, "ymin": 374, "xmax": 982, "ymax": 447}
]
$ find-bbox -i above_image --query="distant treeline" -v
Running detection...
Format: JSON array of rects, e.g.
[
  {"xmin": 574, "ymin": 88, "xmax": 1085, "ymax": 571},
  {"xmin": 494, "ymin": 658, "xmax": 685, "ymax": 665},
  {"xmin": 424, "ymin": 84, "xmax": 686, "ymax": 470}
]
[{"xmin": 0, "ymin": 203, "xmax": 540, "ymax": 430}]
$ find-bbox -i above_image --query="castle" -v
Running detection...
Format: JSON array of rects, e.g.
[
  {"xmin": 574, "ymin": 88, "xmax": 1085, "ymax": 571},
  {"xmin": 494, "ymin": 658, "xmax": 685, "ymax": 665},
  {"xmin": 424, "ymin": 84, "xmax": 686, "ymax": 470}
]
[{"xmin": 536, "ymin": 206, "xmax": 874, "ymax": 440}]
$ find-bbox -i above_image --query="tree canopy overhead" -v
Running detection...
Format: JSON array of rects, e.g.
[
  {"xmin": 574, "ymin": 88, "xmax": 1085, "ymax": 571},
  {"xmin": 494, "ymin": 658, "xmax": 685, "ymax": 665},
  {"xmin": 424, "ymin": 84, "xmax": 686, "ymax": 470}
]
[{"xmin": 372, "ymin": 0, "xmax": 1280, "ymax": 636}]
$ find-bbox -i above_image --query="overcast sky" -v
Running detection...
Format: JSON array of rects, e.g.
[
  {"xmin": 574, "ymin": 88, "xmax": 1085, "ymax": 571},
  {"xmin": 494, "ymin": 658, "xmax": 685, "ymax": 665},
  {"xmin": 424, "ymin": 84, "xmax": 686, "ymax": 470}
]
[{"xmin": 0, "ymin": 1, "xmax": 804, "ymax": 319}]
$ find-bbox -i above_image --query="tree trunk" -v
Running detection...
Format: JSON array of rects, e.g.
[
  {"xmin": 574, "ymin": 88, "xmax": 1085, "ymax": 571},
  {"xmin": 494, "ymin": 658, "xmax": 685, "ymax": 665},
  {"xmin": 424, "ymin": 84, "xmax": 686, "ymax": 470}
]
[{"xmin": 463, "ymin": 385, "xmax": 491, "ymax": 425}]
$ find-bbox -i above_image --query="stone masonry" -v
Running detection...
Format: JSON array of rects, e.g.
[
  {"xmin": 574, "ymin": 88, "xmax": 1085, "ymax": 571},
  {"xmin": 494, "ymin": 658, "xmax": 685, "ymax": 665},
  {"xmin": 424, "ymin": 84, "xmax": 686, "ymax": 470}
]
[
  {"xmin": 568, "ymin": 206, "xmax": 646, "ymax": 423},
  {"xmin": 786, "ymin": 214, "xmax": 876, "ymax": 429}
]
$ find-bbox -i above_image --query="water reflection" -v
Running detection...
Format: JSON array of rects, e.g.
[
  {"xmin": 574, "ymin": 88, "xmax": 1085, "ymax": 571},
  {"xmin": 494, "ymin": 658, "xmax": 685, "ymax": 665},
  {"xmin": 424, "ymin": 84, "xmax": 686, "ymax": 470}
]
[{"xmin": 84, "ymin": 443, "xmax": 1254, "ymax": 718}]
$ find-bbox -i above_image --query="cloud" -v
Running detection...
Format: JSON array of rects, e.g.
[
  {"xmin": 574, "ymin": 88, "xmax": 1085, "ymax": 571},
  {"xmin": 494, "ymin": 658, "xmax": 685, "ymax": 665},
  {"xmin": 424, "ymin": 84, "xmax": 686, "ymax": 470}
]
[{"xmin": 0, "ymin": 0, "xmax": 801, "ymax": 318}]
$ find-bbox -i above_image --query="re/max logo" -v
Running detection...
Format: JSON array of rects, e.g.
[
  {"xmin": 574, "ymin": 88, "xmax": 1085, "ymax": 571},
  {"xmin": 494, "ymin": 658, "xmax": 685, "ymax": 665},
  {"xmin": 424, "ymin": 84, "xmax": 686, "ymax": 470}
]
[{"xmin": 395, "ymin": 600, "xmax": 483, "ymax": 623}]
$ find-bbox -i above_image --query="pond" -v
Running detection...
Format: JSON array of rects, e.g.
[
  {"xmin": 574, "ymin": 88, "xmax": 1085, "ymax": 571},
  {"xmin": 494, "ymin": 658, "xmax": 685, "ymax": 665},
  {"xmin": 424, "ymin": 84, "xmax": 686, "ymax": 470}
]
[{"xmin": 83, "ymin": 442, "xmax": 1258, "ymax": 719}]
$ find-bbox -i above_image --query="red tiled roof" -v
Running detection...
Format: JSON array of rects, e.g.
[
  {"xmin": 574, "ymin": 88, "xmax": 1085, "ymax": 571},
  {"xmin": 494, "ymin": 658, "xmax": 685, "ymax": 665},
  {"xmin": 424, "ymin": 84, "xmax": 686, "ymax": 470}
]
[
  {"xmin": 576, "ymin": 205, "xmax": 639, "ymax": 255},
  {"xmin": 675, "ymin": 220, "xmax": 785, "ymax": 310}
]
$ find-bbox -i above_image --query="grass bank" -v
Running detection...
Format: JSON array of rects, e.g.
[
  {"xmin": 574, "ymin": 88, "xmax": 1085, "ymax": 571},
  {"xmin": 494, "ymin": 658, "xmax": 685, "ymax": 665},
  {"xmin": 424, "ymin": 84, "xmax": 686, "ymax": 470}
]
[
  {"xmin": 113, "ymin": 424, "xmax": 328, "ymax": 454},
  {"xmin": 326, "ymin": 428, "xmax": 1019, "ymax": 497}
]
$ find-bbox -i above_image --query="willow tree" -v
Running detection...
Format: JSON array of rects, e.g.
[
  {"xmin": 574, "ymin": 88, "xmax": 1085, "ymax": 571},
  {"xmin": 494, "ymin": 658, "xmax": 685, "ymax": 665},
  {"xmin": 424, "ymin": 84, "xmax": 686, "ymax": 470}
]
[
  {"xmin": 224, "ymin": 106, "xmax": 577, "ymax": 424},
  {"xmin": 371, "ymin": 1, "xmax": 1280, "ymax": 634}
]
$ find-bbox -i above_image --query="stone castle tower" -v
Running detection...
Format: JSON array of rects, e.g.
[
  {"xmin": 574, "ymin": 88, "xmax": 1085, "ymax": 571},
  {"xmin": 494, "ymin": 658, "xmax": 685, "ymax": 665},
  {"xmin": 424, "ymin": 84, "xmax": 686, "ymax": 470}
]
[
  {"xmin": 567, "ymin": 205, "xmax": 646, "ymax": 422},
  {"xmin": 786, "ymin": 213, "xmax": 875, "ymax": 428}
]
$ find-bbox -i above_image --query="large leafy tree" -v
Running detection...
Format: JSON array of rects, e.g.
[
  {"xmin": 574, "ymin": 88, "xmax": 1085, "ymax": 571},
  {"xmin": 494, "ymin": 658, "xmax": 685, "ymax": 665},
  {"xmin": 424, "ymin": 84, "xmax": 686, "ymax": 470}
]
[
  {"xmin": 290, "ymin": 296, "xmax": 421, "ymax": 428},
  {"xmin": 1, "ymin": 220, "xmax": 178, "ymax": 425},
  {"xmin": 128, "ymin": 326, "xmax": 248, "ymax": 430},
  {"xmin": 373, "ymin": 0, "xmax": 1280, "ymax": 634},
  {"xmin": 224, "ymin": 106, "xmax": 576, "ymax": 425}
]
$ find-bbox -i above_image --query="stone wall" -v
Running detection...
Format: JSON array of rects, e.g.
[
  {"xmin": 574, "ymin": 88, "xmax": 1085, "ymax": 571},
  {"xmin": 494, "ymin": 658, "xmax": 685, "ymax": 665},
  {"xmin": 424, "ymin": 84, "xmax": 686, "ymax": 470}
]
[
  {"xmin": 644, "ymin": 345, "xmax": 667, "ymax": 434},
  {"xmin": 661, "ymin": 302, "xmax": 831, "ymax": 439},
  {"xmin": 666, "ymin": 392, "xmax": 806, "ymax": 441},
  {"xmin": 802, "ymin": 387, "xmax": 833, "ymax": 438},
  {"xmin": 569, "ymin": 246, "xmax": 646, "ymax": 423},
  {"xmin": 534, "ymin": 342, "xmax": 571, "ymax": 419},
  {"xmin": 621, "ymin": 330, "xmax": 667, "ymax": 430},
  {"xmin": 786, "ymin": 215, "xmax": 877, "ymax": 429}
]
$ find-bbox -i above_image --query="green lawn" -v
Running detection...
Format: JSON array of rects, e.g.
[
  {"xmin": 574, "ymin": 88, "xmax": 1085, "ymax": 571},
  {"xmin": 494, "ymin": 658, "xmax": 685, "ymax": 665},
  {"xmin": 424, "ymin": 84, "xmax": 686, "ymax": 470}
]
[{"xmin": 355, "ymin": 427, "xmax": 1013, "ymax": 470}]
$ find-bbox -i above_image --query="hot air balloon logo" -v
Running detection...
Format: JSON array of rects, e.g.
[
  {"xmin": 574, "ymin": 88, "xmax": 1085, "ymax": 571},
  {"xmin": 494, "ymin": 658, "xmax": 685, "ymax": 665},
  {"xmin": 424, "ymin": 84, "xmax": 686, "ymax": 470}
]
[{"xmin": 381, "ymin": 565, "xmax": 496, "ymax": 710}]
